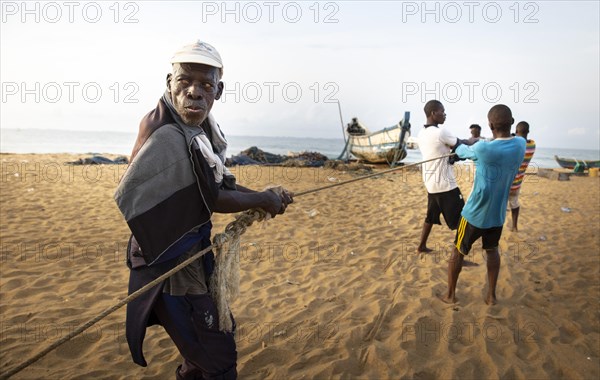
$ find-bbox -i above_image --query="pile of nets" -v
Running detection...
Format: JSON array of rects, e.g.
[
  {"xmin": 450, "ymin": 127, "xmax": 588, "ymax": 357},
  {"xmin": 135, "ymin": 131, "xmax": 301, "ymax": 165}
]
[{"xmin": 226, "ymin": 146, "xmax": 329, "ymax": 167}]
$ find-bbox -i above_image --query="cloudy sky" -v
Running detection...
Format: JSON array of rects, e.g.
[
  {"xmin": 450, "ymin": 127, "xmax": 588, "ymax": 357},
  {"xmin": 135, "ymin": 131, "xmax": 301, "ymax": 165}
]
[{"xmin": 1, "ymin": 1, "xmax": 599, "ymax": 150}]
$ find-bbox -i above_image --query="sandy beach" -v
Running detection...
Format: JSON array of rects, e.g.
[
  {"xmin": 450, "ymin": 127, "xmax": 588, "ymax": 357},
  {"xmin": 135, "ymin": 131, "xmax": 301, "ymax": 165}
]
[{"xmin": 1, "ymin": 153, "xmax": 598, "ymax": 379}]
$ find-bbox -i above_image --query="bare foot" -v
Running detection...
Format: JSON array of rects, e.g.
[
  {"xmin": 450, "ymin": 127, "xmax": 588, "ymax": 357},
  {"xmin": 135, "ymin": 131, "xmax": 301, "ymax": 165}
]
[
  {"xmin": 417, "ymin": 246, "xmax": 434, "ymax": 253},
  {"xmin": 436, "ymin": 292, "xmax": 457, "ymax": 304},
  {"xmin": 485, "ymin": 296, "xmax": 497, "ymax": 305}
]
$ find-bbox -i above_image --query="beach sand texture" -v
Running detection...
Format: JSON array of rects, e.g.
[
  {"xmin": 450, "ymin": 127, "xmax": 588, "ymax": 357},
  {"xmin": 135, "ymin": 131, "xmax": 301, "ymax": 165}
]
[{"xmin": 1, "ymin": 153, "xmax": 599, "ymax": 379}]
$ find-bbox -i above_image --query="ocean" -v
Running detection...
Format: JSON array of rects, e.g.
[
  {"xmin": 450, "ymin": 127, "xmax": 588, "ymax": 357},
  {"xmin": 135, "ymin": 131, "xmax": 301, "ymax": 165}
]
[{"xmin": 1, "ymin": 128, "xmax": 598, "ymax": 169}]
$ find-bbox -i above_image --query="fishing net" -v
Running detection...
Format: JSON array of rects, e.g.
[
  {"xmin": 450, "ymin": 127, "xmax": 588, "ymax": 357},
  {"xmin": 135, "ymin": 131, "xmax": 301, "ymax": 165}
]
[{"xmin": 210, "ymin": 186, "xmax": 283, "ymax": 332}]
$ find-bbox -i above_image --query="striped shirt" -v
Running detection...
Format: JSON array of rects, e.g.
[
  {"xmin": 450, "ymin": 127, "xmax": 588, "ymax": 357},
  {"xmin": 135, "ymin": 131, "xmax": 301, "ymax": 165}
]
[{"xmin": 511, "ymin": 139, "xmax": 536, "ymax": 191}]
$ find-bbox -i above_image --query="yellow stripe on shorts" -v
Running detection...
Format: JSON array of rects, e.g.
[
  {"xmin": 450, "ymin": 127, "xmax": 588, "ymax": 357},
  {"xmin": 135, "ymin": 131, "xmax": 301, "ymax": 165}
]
[{"xmin": 455, "ymin": 217, "xmax": 467, "ymax": 255}]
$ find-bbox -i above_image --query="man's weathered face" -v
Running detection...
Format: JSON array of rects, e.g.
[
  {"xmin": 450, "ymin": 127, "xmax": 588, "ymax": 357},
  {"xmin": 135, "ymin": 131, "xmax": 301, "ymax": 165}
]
[{"xmin": 167, "ymin": 63, "xmax": 223, "ymax": 127}]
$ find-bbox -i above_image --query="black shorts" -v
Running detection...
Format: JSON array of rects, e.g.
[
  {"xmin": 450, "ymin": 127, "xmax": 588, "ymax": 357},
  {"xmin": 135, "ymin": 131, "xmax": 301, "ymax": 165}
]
[
  {"xmin": 454, "ymin": 216, "xmax": 503, "ymax": 255},
  {"xmin": 425, "ymin": 187, "xmax": 464, "ymax": 230}
]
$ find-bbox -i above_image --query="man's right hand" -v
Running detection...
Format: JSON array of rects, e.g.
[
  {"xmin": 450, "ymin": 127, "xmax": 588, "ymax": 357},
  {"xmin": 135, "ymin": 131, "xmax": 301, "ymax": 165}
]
[{"xmin": 261, "ymin": 187, "xmax": 294, "ymax": 217}]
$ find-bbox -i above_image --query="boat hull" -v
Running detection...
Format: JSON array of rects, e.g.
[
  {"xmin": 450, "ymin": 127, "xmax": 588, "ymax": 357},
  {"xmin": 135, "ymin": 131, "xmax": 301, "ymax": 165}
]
[
  {"xmin": 554, "ymin": 155, "xmax": 600, "ymax": 169},
  {"xmin": 349, "ymin": 125, "xmax": 407, "ymax": 164}
]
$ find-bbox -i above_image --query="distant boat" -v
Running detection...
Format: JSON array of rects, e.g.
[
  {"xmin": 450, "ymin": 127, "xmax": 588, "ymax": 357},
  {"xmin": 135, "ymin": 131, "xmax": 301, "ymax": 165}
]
[
  {"xmin": 339, "ymin": 112, "xmax": 411, "ymax": 165},
  {"xmin": 406, "ymin": 136, "xmax": 419, "ymax": 150},
  {"xmin": 554, "ymin": 155, "xmax": 600, "ymax": 169}
]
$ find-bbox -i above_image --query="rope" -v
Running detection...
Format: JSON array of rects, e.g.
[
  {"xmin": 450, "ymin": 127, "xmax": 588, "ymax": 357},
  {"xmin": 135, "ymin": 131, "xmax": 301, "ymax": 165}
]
[
  {"xmin": 0, "ymin": 244, "xmax": 213, "ymax": 380},
  {"xmin": 295, "ymin": 154, "xmax": 454, "ymax": 196},
  {"xmin": 0, "ymin": 153, "xmax": 453, "ymax": 379}
]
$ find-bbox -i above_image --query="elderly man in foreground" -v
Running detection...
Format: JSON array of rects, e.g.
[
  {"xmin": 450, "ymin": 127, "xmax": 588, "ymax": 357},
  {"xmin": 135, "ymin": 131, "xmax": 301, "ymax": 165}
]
[{"xmin": 115, "ymin": 40, "xmax": 293, "ymax": 379}]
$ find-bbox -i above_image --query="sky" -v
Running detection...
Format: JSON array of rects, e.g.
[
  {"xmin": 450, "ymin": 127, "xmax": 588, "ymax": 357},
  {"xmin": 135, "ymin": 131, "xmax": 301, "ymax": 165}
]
[{"xmin": 1, "ymin": 0, "xmax": 599, "ymax": 150}]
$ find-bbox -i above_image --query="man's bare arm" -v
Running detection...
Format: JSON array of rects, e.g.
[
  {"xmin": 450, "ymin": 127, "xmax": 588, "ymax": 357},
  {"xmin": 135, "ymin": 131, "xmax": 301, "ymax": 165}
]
[
  {"xmin": 235, "ymin": 184, "xmax": 256, "ymax": 193},
  {"xmin": 214, "ymin": 188, "xmax": 290, "ymax": 216}
]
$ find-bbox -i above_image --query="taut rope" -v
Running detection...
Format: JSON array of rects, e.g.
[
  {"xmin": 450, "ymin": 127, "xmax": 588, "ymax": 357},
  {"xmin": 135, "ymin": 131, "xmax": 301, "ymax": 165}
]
[
  {"xmin": 0, "ymin": 153, "xmax": 453, "ymax": 379},
  {"xmin": 295, "ymin": 154, "xmax": 453, "ymax": 196}
]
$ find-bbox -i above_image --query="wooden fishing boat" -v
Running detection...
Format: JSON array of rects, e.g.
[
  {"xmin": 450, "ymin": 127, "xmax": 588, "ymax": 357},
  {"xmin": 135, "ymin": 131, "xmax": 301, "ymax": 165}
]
[
  {"xmin": 339, "ymin": 112, "xmax": 411, "ymax": 165},
  {"xmin": 554, "ymin": 155, "xmax": 600, "ymax": 169}
]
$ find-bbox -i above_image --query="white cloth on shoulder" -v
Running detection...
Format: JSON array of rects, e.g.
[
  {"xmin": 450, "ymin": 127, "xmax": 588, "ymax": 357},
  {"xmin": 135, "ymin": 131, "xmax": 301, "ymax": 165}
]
[{"xmin": 192, "ymin": 113, "xmax": 233, "ymax": 184}]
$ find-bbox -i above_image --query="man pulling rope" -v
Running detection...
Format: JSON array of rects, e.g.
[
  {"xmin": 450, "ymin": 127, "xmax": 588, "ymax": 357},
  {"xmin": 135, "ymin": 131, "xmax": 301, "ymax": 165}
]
[{"xmin": 112, "ymin": 40, "xmax": 293, "ymax": 380}]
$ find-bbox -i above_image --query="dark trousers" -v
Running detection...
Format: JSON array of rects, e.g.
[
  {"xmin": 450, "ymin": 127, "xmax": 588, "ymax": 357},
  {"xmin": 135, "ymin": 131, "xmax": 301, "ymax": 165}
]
[{"xmin": 154, "ymin": 293, "xmax": 237, "ymax": 380}]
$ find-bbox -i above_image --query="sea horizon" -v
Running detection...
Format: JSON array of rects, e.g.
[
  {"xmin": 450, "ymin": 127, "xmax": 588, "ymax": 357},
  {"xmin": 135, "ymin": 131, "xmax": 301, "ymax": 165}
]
[{"xmin": 1, "ymin": 128, "xmax": 599, "ymax": 169}]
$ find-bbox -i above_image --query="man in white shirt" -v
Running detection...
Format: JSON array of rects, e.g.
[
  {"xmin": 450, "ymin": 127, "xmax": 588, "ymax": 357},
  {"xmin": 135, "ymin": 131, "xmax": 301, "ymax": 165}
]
[{"xmin": 417, "ymin": 100, "xmax": 465, "ymax": 253}]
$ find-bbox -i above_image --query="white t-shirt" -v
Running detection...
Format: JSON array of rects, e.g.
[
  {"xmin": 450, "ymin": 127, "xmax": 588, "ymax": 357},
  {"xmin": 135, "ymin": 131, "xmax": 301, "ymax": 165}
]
[{"xmin": 418, "ymin": 125, "xmax": 459, "ymax": 194}]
